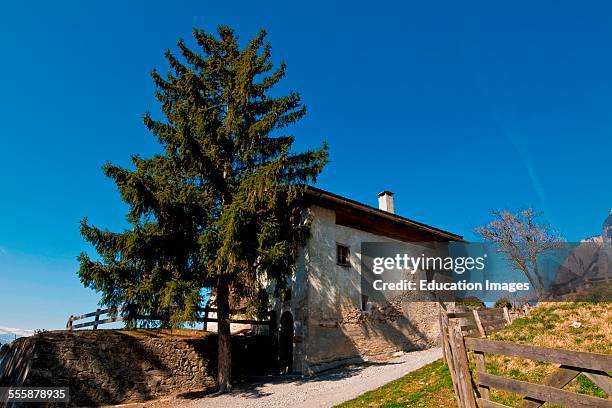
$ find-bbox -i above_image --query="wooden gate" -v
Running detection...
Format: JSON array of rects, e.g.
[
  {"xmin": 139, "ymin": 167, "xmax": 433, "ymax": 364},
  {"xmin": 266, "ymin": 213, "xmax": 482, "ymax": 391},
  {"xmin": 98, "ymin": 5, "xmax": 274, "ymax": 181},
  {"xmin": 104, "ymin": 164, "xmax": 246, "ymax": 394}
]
[{"xmin": 439, "ymin": 307, "xmax": 612, "ymax": 408}]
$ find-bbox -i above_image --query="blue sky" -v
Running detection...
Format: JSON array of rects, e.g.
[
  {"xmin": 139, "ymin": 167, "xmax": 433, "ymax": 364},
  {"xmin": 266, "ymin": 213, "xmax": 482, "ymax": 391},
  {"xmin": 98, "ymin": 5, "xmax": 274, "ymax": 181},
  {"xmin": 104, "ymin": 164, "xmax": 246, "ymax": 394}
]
[{"xmin": 0, "ymin": 1, "xmax": 610, "ymax": 331}]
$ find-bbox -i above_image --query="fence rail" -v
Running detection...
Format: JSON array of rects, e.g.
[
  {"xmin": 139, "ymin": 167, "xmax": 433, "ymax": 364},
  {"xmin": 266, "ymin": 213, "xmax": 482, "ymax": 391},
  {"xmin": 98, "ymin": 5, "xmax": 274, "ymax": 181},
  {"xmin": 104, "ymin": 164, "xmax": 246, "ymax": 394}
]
[
  {"xmin": 448, "ymin": 307, "xmax": 511, "ymax": 338},
  {"xmin": 465, "ymin": 338, "xmax": 612, "ymax": 373},
  {"xmin": 469, "ymin": 338, "xmax": 612, "ymax": 408},
  {"xmin": 439, "ymin": 306, "xmax": 612, "ymax": 408},
  {"xmin": 66, "ymin": 306, "xmax": 271, "ymax": 331},
  {"xmin": 66, "ymin": 308, "xmax": 126, "ymax": 330}
]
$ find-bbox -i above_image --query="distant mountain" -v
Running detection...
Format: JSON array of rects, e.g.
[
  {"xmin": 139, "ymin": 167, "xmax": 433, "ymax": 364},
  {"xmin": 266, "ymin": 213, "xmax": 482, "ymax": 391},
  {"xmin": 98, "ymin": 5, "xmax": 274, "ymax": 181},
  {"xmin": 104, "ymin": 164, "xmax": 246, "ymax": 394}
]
[{"xmin": 0, "ymin": 326, "xmax": 34, "ymax": 345}]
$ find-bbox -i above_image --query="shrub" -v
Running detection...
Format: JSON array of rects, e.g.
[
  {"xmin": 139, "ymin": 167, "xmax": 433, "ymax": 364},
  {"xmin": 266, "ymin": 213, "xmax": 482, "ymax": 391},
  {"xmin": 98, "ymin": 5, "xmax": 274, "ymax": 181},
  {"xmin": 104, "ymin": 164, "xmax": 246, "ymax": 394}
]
[
  {"xmin": 494, "ymin": 297, "xmax": 512, "ymax": 309},
  {"xmin": 456, "ymin": 297, "xmax": 485, "ymax": 309}
]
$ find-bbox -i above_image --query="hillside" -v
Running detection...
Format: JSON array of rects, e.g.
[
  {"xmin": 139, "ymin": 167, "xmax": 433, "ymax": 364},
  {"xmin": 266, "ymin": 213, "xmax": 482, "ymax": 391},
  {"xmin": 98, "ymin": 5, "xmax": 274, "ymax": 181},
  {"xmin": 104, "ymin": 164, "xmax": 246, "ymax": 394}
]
[
  {"xmin": 337, "ymin": 302, "xmax": 611, "ymax": 408},
  {"xmin": 484, "ymin": 302, "xmax": 611, "ymax": 406}
]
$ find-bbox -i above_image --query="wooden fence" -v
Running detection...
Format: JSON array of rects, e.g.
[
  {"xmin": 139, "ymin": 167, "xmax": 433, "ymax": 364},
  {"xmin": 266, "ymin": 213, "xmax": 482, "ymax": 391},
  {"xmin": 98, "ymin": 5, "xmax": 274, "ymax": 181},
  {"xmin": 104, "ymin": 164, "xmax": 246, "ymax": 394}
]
[
  {"xmin": 66, "ymin": 307, "xmax": 126, "ymax": 330},
  {"xmin": 66, "ymin": 306, "xmax": 271, "ymax": 331},
  {"xmin": 447, "ymin": 307, "xmax": 511, "ymax": 338},
  {"xmin": 439, "ymin": 307, "xmax": 612, "ymax": 408},
  {"xmin": 197, "ymin": 306, "xmax": 271, "ymax": 332}
]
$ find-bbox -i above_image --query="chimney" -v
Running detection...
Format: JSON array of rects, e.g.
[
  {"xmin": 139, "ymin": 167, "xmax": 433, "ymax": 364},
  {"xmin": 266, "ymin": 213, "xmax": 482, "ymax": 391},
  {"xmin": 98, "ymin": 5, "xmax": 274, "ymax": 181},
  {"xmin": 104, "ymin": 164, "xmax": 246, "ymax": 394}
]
[{"xmin": 378, "ymin": 191, "xmax": 394, "ymax": 213}]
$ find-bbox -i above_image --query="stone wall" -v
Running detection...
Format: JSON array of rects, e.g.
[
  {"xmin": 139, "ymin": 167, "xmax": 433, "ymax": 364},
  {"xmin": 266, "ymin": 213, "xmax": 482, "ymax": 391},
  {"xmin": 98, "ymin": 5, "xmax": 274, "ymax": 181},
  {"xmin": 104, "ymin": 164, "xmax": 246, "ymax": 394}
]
[{"xmin": 0, "ymin": 330, "xmax": 273, "ymax": 406}]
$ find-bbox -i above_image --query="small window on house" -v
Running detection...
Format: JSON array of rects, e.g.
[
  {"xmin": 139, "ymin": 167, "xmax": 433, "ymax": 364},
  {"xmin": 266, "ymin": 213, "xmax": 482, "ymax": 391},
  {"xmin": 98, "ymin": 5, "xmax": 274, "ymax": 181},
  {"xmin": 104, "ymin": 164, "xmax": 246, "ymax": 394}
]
[{"xmin": 336, "ymin": 244, "xmax": 350, "ymax": 267}]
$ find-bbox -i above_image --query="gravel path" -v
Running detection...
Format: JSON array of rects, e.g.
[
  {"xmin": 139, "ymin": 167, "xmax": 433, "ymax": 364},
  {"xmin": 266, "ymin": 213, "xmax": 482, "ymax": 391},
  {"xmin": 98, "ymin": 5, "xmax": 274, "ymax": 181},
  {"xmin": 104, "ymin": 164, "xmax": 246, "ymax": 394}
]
[{"xmin": 166, "ymin": 348, "xmax": 442, "ymax": 408}]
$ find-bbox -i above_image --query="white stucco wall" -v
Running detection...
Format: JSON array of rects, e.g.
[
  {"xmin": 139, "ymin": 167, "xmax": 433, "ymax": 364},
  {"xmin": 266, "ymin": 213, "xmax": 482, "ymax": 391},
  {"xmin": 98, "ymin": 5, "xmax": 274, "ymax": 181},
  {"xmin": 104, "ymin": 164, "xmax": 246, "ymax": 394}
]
[{"xmin": 295, "ymin": 205, "xmax": 443, "ymax": 373}]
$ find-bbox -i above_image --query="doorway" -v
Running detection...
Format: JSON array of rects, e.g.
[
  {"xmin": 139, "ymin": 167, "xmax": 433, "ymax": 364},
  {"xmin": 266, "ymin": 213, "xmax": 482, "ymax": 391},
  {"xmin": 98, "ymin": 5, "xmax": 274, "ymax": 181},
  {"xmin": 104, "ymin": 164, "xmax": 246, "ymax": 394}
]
[{"xmin": 279, "ymin": 311, "xmax": 294, "ymax": 373}]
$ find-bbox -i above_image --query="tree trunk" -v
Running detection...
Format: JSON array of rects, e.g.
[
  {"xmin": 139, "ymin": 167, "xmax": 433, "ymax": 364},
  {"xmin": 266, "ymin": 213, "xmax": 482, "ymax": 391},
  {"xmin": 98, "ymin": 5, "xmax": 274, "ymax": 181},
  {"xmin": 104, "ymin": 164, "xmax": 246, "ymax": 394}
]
[
  {"xmin": 531, "ymin": 259, "xmax": 546, "ymax": 296},
  {"xmin": 216, "ymin": 278, "xmax": 232, "ymax": 393},
  {"xmin": 517, "ymin": 264, "xmax": 541, "ymax": 298}
]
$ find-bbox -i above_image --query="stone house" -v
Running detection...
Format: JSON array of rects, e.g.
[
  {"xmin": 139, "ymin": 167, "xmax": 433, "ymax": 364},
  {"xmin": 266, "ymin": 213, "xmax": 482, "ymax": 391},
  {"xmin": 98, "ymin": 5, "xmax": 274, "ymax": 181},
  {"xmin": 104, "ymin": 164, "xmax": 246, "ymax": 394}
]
[{"xmin": 272, "ymin": 187, "xmax": 463, "ymax": 374}]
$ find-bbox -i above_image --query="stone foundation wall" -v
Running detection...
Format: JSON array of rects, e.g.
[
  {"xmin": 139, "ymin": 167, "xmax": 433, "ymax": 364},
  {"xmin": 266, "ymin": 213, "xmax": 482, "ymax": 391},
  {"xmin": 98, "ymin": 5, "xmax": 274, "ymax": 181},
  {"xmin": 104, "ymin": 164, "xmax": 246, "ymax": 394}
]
[
  {"xmin": 0, "ymin": 330, "xmax": 273, "ymax": 406},
  {"xmin": 304, "ymin": 302, "xmax": 441, "ymax": 372}
]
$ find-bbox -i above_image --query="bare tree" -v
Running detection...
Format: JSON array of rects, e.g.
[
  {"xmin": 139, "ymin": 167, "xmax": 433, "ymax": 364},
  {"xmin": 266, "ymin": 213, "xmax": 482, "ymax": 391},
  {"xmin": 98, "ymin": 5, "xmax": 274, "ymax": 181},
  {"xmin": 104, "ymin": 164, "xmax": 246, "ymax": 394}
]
[{"xmin": 475, "ymin": 208, "xmax": 563, "ymax": 298}]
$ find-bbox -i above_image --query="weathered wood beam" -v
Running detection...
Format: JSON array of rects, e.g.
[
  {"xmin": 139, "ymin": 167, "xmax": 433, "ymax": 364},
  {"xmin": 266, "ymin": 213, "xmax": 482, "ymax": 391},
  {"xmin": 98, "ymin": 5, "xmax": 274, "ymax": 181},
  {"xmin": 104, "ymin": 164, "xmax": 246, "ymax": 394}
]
[
  {"xmin": 478, "ymin": 399, "xmax": 511, "ymax": 408},
  {"xmin": 439, "ymin": 308, "xmax": 464, "ymax": 408},
  {"xmin": 465, "ymin": 338, "xmax": 612, "ymax": 372},
  {"xmin": 478, "ymin": 372, "xmax": 612, "ymax": 408},
  {"xmin": 472, "ymin": 310, "xmax": 486, "ymax": 338},
  {"xmin": 474, "ymin": 351, "xmax": 490, "ymax": 400},
  {"xmin": 517, "ymin": 365, "xmax": 581, "ymax": 408},
  {"xmin": 583, "ymin": 371, "xmax": 612, "ymax": 396},
  {"xmin": 449, "ymin": 320, "xmax": 477, "ymax": 408}
]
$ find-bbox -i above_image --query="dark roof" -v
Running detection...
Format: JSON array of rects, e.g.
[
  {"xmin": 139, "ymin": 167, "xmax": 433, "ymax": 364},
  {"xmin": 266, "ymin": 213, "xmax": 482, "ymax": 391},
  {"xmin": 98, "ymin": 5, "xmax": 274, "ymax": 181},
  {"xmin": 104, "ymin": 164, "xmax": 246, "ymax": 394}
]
[{"xmin": 304, "ymin": 186, "xmax": 463, "ymax": 241}]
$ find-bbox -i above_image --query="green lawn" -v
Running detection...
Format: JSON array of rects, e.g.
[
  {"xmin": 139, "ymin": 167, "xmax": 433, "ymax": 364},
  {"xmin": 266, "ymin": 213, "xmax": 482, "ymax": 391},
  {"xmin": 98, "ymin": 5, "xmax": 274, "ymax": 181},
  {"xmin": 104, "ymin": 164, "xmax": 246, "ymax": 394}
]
[
  {"xmin": 337, "ymin": 302, "xmax": 611, "ymax": 408},
  {"xmin": 335, "ymin": 358, "xmax": 456, "ymax": 408}
]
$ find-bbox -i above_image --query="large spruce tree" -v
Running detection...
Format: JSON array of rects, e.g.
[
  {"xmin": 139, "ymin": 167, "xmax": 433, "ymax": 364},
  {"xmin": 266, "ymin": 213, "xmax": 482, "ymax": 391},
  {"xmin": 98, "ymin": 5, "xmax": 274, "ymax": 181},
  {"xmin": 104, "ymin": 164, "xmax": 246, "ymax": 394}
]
[{"xmin": 77, "ymin": 26, "xmax": 328, "ymax": 391}]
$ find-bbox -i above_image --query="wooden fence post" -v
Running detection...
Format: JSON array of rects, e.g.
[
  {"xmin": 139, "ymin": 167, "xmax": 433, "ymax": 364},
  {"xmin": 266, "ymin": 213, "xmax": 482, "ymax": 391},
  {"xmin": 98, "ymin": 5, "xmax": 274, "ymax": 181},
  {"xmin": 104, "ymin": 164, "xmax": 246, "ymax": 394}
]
[
  {"xmin": 474, "ymin": 351, "xmax": 490, "ymax": 401},
  {"xmin": 66, "ymin": 315, "xmax": 73, "ymax": 330},
  {"xmin": 202, "ymin": 306, "xmax": 208, "ymax": 332},
  {"xmin": 93, "ymin": 308, "xmax": 101, "ymax": 330},
  {"xmin": 503, "ymin": 306, "xmax": 512, "ymax": 324},
  {"xmin": 449, "ymin": 320, "xmax": 477, "ymax": 408},
  {"xmin": 439, "ymin": 307, "xmax": 463, "ymax": 408},
  {"xmin": 473, "ymin": 309, "xmax": 486, "ymax": 338}
]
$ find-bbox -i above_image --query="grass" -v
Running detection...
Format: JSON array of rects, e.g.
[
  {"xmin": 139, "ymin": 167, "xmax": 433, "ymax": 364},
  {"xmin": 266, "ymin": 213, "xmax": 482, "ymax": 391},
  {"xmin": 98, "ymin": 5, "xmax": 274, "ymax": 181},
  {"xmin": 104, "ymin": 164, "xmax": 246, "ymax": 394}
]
[
  {"xmin": 482, "ymin": 301, "xmax": 611, "ymax": 407},
  {"xmin": 335, "ymin": 358, "xmax": 456, "ymax": 408},
  {"xmin": 337, "ymin": 302, "xmax": 611, "ymax": 408}
]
